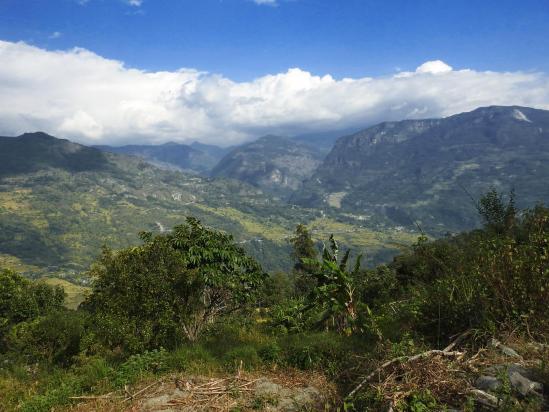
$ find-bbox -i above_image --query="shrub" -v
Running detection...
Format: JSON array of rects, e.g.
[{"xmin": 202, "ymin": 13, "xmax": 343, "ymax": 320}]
[
  {"xmin": 83, "ymin": 217, "xmax": 266, "ymax": 353},
  {"xmin": 0, "ymin": 270, "xmax": 64, "ymax": 347},
  {"xmin": 223, "ymin": 346, "xmax": 262, "ymax": 372},
  {"xmin": 5, "ymin": 310, "xmax": 85, "ymax": 366}
]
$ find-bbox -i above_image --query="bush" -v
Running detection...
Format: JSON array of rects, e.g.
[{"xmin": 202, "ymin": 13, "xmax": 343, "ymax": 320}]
[
  {"xmin": 393, "ymin": 201, "xmax": 549, "ymax": 341},
  {"xmin": 223, "ymin": 346, "xmax": 262, "ymax": 372},
  {"xmin": 84, "ymin": 217, "xmax": 266, "ymax": 353},
  {"xmin": 280, "ymin": 332, "xmax": 353, "ymax": 376},
  {"xmin": 113, "ymin": 348, "xmax": 169, "ymax": 386},
  {"xmin": 5, "ymin": 310, "xmax": 86, "ymax": 366},
  {"xmin": 0, "ymin": 270, "xmax": 64, "ymax": 347}
]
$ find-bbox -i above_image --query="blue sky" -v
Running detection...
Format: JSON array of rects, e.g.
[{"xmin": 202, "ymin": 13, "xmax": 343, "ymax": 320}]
[
  {"xmin": 0, "ymin": 0, "xmax": 549, "ymax": 145},
  {"xmin": 1, "ymin": 0, "xmax": 548, "ymax": 80}
]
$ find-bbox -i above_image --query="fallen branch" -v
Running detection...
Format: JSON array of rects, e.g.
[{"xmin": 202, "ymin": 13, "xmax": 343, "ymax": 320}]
[
  {"xmin": 347, "ymin": 331, "xmax": 473, "ymax": 399},
  {"xmin": 347, "ymin": 349, "xmax": 463, "ymax": 398},
  {"xmin": 443, "ymin": 330, "xmax": 472, "ymax": 352},
  {"xmin": 124, "ymin": 378, "xmax": 164, "ymax": 402},
  {"xmin": 69, "ymin": 394, "xmax": 123, "ymax": 400},
  {"xmin": 469, "ymin": 388, "xmax": 498, "ymax": 409}
]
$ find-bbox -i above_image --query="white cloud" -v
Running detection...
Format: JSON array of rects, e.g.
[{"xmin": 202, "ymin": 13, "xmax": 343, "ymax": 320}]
[
  {"xmin": 0, "ymin": 39, "xmax": 548, "ymax": 146},
  {"xmin": 253, "ymin": 0, "xmax": 278, "ymax": 5},
  {"xmin": 48, "ymin": 31, "xmax": 62, "ymax": 39},
  {"xmin": 415, "ymin": 60, "xmax": 452, "ymax": 74},
  {"xmin": 126, "ymin": 0, "xmax": 143, "ymax": 6}
]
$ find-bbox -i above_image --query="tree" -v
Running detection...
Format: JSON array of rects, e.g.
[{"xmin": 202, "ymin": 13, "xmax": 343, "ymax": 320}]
[
  {"xmin": 302, "ymin": 236, "xmax": 361, "ymax": 335},
  {"xmin": 0, "ymin": 269, "xmax": 64, "ymax": 348},
  {"xmin": 477, "ymin": 189, "xmax": 517, "ymax": 234},
  {"xmin": 83, "ymin": 217, "xmax": 266, "ymax": 351},
  {"xmin": 290, "ymin": 224, "xmax": 318, "ymax": 295}
]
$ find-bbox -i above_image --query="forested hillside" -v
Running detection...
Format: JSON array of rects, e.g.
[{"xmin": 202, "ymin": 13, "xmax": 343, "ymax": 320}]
[
  {"xmin": 211, "ymin": 135, "xmax": 324, "ymax": 199},
  {"xmin": 0, "ymin": 132, "xmax": 415, "ymax": 281},
  {"xmin": 1, "ymin": 191, "xmax": 548, "ymax": 411},
  {"xmin": 293, "ymin": 106, "xmax": 549, "ymax": 233}
]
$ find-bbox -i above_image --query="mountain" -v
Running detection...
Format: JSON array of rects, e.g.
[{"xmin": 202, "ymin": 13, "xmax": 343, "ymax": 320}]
[
  {"xmin": 95, "ymin": 141, "xmax": 230, "ymax": 175},
  {"xmin": 1, "ymin": 132, "xmax": 112, "ymax": 176},
  {"xmin": 0, "ymin": 132, "xmax": 415, "ymax": 280},
  {"xmin": 292, "ymin": 127, "xmax": 363, "ymax": 154},
  {"xmin": 211, "ymin": 135, "xmax": 325, "ymax": 199},
  {"xmin": 292, "ymin": 106, "xmax": 549, "ymax": 233}
]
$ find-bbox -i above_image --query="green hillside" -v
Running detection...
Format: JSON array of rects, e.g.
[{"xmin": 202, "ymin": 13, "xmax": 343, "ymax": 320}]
[
  {"xmin": 293, "ymin": 106, "xmax": 549, "ymax": 234},
  {"xmin": 0, "ymin": 133, "xmax": 416, "ymax": 281}
]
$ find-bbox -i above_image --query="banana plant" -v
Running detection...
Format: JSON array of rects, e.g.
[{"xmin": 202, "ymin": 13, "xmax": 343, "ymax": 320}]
[{"xmin": 303, "ymin": 235, "xmax": 361, "ymax": 335}]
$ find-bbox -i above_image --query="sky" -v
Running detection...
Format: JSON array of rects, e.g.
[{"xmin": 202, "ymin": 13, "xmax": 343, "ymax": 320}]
[{"xmin": 0, "ymin": 0, "xmax": 549, "ymax": 146}]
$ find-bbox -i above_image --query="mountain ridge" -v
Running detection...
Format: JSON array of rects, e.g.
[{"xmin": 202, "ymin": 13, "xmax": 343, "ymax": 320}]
[
  {"xmin": 211, "ymin": 135, "xmax": 325, "ymax": 199},
  {"xmin": 292, "ymin": 105, "xmax": 549, "ymax": 232}
]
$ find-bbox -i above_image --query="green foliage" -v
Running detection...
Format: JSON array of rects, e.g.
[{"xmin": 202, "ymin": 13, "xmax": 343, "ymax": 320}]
[
  {"xmin": 6, "ymin": 311, "xmax": 86, "ymax": 366},
  {"xmin": 302, "ymin": 235, "xmax": 361, "ymax": 335},
  {"xmin": 477, "ymin": 188, "xmax": 517, "ymax": 234},
  {"xmin": 400, "ymin": 389, "xmax": 438, "ymax": 412},
  {"xmin": 84, "ymin": 217, "xmax": 266, "ymax": 352},
  {"xmin": 269, "ymin": 298, "xmax": 311, "ymax": 334},
  {"xmin": 279, "ymin": 332, "xmax": 354, "ymax": 376},
  {"xmin": 0, "ymin": 269, "xmax": 65, "ymax": 348},
  {"xmin": 394, "ymin": 197, "xmax": 549, "ymax": 341},
  {"xmin": 113, "ymin": 349, "xmax": 168, "ymax": 386},
  {"xmin": 223, "ymin": 346, "xmax": 262, "ymax": 372},
  {"xmin": 290, "ymin": 224, "xmax": 319, "ymax": 295},
  {"xmin": 259, "ymin": 272, "xmax": 294, "ymax": 307}
]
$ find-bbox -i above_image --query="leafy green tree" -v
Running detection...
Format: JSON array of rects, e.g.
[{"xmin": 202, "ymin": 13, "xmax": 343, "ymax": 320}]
[
  {"xmin": 477, "ymin": 188, "xmax": 517, "ymax": 234},
  {"xmin": 260, "ymin": 272, "xmax": 294, "ymax": 307},
  {"xmin": 0, "ymin": 269, "xmax": 64, "ymax": 348},
  {"xmin": 290, "ymin": 224, "xmax": 318, "ymax": 295},
  {"xmin": 84, "ymin": 217, "xmax": 266, "ymax": 352},
  {"xmin": 6, "ymin": 311, "xmax": 86, "ymax": 366},
  {"xmin": 303, "ymin": 236, "xmax": 361, "ymax": 335}
]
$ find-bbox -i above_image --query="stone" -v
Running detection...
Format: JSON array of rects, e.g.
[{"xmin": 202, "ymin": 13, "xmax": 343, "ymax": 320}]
[
  {"xmin": 475, "ymin": 375, "xmax": 501, "ymax": 392},
  {"xmin": 490, "ymin": 338, "xmax": 522, "ymax": 358},
  {"xmin": 509, "ymin": 371, "xmax": 543, "ymax": 397}
]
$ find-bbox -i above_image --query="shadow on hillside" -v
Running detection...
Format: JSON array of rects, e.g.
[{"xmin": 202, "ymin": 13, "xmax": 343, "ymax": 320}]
[{"xmin": 0, "ymin": 132, "xmax": 112, "ymax": 177}]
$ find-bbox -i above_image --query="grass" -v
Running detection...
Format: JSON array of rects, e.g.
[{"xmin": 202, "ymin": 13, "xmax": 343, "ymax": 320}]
[
  {"xmin": 0, "ymin": 253, "xmax": 42, "ymax": 274},
  {"xmin": 40, "ymin": 278, "xmax": 90, "ymax": 310},
  {"xmin": 193, "ymin": 204, "xmax": 290, "ymax": 241},
  {"xmin": 307, "ymin": 217, "xmax": 418, "ymax": 259}
]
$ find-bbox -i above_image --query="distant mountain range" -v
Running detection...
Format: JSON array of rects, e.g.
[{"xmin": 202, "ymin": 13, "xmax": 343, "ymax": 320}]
[
  {"xmin": 2, "ymin": 105, "xmax": 549, "ymax": 279},
  {"xmin": 0, "ymin": 132, "xmax": 413, "ymax": 280},
  {"xmin": 211, "ymin": 135, "xmax": 325, "ymax": 199},
  {"xmin": 292, "ymin": 106, "xmax": 549, "ymax": 233},
  {"xmin": 94, "ymin": 141, "xmax": 232, "ymax": 175}
]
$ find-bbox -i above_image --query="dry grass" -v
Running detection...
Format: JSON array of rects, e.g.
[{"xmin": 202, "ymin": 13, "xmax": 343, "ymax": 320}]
[
  {"xmin": 64, "ymin": 368, "xmax": 338, "ymax": 412},
  {"xmin": 351, "ymin": 332, "xmax": 549, "ymax": 410}
]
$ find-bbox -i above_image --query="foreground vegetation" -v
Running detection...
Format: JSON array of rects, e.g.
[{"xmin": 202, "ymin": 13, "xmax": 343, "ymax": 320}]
[{"xmin": 1, "ymin": 191, "xmax": 548, "ymax": 411}]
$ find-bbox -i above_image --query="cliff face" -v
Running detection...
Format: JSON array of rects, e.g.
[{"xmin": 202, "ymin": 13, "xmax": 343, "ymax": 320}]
[{"xmin": 293, "ymin": 106, "xmax": 549, "ymax": 233}]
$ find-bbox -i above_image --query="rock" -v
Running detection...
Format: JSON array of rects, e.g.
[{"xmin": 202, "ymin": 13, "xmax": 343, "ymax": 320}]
[
  {"xmin": 475, "ymin": 375, "xmax": 501, "ymax": 392},
  {"xmin": 140, "ymin": 394, "xmax": 172, "ymax": 411},
  {"xmin": 255, "ymin": 379, "xmax": 283, "ymax": 396},
  {"xmin": 293, "ymin": 386, "xmax": 320, "ymax": 407},
  {"xmin": 253, "ymin": 379, "xmax": 325, "ymax": 411},
  {"xmin": 490, "ymin": 338, "xmax": 522, "ymax": 358},
  {"xmin": 482, "ymin": 364, "xmax": 544, "ymax": 398},
  {"xmin": 509, "ymin": 371, "xmax": 543, "ymax": 397}
]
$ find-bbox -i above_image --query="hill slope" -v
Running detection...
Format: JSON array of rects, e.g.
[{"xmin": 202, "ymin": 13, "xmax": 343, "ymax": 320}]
[
  {"xmin": 0, "ymin": 133, "xmax": 415, "ymax": 280},
  {"xmin": 293, "ymin": 106, "xmax": 549, "ymax": 233},
  {"xmin": 211, "ymin": 135, "xmax": 324, "ymax": 199},
  {"xmin": 94, "ymin": 141, "xmax": 230, "ymax": 175}
]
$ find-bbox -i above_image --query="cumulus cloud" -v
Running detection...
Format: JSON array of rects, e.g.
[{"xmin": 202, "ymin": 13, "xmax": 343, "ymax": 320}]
[{"xmin": 0, "ymin": 39, "xmax": 548, "ymax": 146}]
